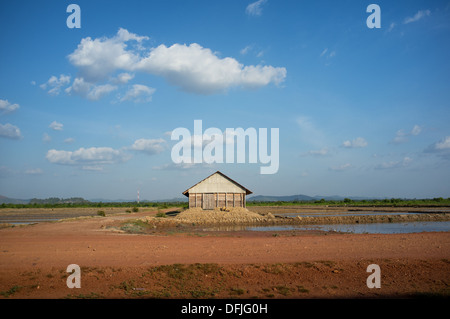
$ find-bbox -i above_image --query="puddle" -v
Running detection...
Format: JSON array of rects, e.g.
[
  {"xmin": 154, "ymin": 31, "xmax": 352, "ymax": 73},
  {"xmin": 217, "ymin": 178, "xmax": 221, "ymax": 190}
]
[
  {"xmin": 205, "ymin": 221, "xmax": 450, "ymax": 234},
  {"xmin": 273, "ymin": 211, "xmax": 447, "ymax": 218},
  {"xmin": 0, "ymin": 218, "xmax": 61, "ymax": 225}
]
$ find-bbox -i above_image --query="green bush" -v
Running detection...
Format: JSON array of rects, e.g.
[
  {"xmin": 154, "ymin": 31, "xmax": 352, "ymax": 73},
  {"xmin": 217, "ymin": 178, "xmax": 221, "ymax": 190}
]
[{"xmin": 97, "ymin": 210, "xmax": 106, "ymax": 217}]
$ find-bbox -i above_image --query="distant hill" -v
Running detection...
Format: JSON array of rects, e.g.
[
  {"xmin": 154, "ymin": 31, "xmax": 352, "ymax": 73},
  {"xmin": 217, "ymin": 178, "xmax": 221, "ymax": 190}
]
[
  {"xmin": 29, "ymin": 197, "xmax": 90, "ymax": 204},
  {"xmin": 1, "ymin": 194, "xmax": 384, "ymax": 205},
  {"xmin": 0, "ymin": 195, "xmax": 29, "ymax": 204},
  {"xmin": 248, "ymin": 194, "xmax": 316, "ymax": 202},
  {"xmin": 248, "ymin": 194, "xmax": 386, "ymax": 202}
]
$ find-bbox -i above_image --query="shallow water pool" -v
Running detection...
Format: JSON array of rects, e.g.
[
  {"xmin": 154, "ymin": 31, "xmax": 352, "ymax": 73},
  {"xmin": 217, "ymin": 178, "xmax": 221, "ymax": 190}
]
[{"xmin": 246, "ymin": 221, "xmax": 450, "ymax": 234}]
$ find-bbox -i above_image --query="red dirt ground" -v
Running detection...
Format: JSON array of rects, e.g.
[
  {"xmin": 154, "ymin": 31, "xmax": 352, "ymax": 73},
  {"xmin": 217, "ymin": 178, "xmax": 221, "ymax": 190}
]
[{"xmin": 0, "ymin": 209, "xmax": 449, "ymax": 299}]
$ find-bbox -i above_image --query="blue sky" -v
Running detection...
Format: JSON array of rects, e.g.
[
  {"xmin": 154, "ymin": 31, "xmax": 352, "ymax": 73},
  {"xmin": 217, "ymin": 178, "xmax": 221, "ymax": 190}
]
[{"xmin": 1, "ymin": 0, "xmax": 449, "ymax": 200}]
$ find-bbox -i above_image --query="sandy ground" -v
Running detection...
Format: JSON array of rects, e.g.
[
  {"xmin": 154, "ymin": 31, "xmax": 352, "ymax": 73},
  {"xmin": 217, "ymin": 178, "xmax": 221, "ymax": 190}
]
[{"xmin": 0, "ymin": 208, "xmax": 449, "ymax": 299}]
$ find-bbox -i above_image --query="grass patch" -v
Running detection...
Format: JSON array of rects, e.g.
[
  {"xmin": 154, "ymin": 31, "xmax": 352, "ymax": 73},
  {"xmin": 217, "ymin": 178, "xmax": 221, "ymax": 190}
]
[
  {"xmin": 97, "ymin": 210, "xmax": 106, "ymax": 217},
  {"xmin": 230, "ymin": 287, "xmax": 245, "ymax": 296},
  {"xmin": 262, "ymin": 263, "xmax": 286, "ymax": 274},
  {"xmin": 120, "ymin": 219, "xmax": 150, "ymax": 234},
  {"xmin": 0, "ymin": 285, "xmax": 22, "ymax": 298},
  {"xmin": 66, "ymin": 292, "xmax": 102, "ymax": 299},
  {"xmin": 273, "ymin": 285, "xmax": 292, "ymax": 296},
  {"xmin": 297, "ymin": 285, "xmax": 309, "ymax": 293}
]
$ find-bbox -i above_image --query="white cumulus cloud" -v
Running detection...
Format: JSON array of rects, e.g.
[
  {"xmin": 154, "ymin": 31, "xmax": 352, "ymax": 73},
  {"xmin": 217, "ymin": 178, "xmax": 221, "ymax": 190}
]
[
  {"xmin": 0, "ymin": 99, "xmax": 20, "ymax": 114},
  {"xmin": 130, "ymin": 138, "xmax": 166, "ymax": 154},
  {"xmin": 40, "ymin": 74, "xmax": 71, "ymax": 95},
  {"xmin": 65, "ymin": 28, "xmax": 285, "ymax": 95},
  {"xmin": 135, "ymin": 42, "xmax": 285, "ymax": 94},
  {"xmin": 49, "ymin": 121, "xmax": 63, "ymax": 131},
  {"xmin": 46, "ymin": 147, "xmax": 130, "ymax": 166},
  {"xmin": 68, "ymin": 28, "xmax": 147, "ymax": 82},
  {"xmin": 425, "ymin": 136, "xmax": 450, "ymax": 160},
  {"xmin": 65, "ymin": 78, "xmax": 117, "ymax": 101},
  {"xmin": 0, "ymin": 123, "xmax": 22, "ymax": 139}
]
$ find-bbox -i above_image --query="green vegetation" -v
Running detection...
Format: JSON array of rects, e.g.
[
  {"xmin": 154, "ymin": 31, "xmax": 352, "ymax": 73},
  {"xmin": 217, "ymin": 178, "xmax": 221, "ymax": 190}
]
[
  {"xmin": 2, "ymin": 196, "xmax": 449, "ymax": 210},
  {"xmin": 0, "ymin": 285, "xmax": 22, "ymax": 298},
  {"xmin": 247, "ymin": 197, "xmax": 450, "ymax": 207},
  {"xmin": 97, "ymin": 210, "xmax": 106, "ymax": 217},
  {"xmin": 0, "ymin": 199, "xmax": 188, "ymax": 209}
]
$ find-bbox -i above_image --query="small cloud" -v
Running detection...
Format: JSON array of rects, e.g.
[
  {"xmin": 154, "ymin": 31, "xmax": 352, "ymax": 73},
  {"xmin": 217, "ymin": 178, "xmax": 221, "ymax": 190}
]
[
  {"xmin": 304, "ymin": 148, "xmax": 329, "ymax": 157},
  {"xmin": 246, "ymin": 0, "xmax": 267, "ymax": 16},
  {"xmin": 342, "ymin": 137, "xmax": 368, "ymax": 148},
  {"xmin": 87, "ymin": 84, "xmax": 117, "ymax": 101},
  {"xmin": 81, "ymin": 165, "xmax": 103, "ymax": 171},
  {"xmin": 403, "ymin": 9, "xmax": 431, "ymax": 24},
  {"xmin": 130, "ymin": 138, "xmax": 166, "ymax": 155},
  {"xmin": 329, "ymin": 163, "xmax": 352, "ymax": 171},
  {"xmin": 65, "ymin": 77, "xmax": 117, "ymax": 101},
  {"xmin": 0, "ymin": 123, "xmax": 22, "ymax": 139},
  {"xmin": 375, "ymin": 157, "xmax": 412, "ymax": 170},
  {"xmin": 0, "ymin": 99, "xmax": 20, "ymax": 114},
  {"xmin": 411, "ymin": 124, "xmax": 422, "ymax": 136},
  {"xmin": 391, "ymin": 125, "xmax": 422, "ymax": 144},
  {"xmin": 240, "ymin": 45, "xmax": 252, "ymax": 55},
  {"xmin": 25, "ymin": 168, "xmax": 43, "ymax": 175},
  {"xmin": 120, "ymin": 84, "xmax": 156, "ymax": 103},
  {"xmin": 42, "ymin": 133, "xmax": 52, "ymax": 143},
  {"xmin": 49, "ymin": 121, "xmax": 63, "ymax": 131},
  {"xmin": 46, "ymin": 147, "xmax": 130, "ymax": 166},
  {"xmin": 152, "ymin": 162, "xmax": 215, "ymax": 171},
  {"xmin": 111, "ymin": 72, "xmax": 135, "ymax": 84},
  {"xmin": 319, "ymin": 48, "xmax": 336, "ymax": 66},
  {"xmin": 40, "ymin": 74, "xmax": 71, "ymax": 95},
  {"xmin": 425, "ymin": 136, "xmax": 450, "ymax": 160},
  {"xmin": 64, "ymin": 137, "xmax": 75, "ymax": 144},
  {"xmin": 387, "ymin": 22, "xmax": 396, "ymax": 32},
  {"xmin": 320, "ymin": 48, "xmax": 335, "ymax": 59},
  {"xmin": 152, "ymin": 162, "xmax": 196, "ymax": 170}
]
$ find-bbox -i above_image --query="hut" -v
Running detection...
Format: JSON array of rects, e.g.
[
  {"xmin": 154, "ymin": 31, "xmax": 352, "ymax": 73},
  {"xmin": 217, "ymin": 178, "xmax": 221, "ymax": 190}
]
[{"xmin": 182, "ymin": 171, "xmax": 252, "ymax": 210}]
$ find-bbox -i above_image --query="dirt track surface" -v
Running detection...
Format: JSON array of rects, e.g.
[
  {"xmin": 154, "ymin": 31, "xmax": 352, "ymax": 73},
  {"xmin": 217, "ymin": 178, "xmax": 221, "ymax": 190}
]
[{"xmin": 0, "ymin": 209, "xmax": 449, "ymax": 299}]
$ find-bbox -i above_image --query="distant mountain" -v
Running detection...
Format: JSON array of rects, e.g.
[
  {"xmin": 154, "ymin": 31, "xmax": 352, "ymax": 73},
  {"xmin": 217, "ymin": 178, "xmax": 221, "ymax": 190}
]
[
  {"xmin": 248, "ymin": 194, "xmax": 386, "ymax": 202},
  {"xmin": 29, "ymin": 197, "xmax": 90, "ymax": 204},
  {"xmin": 248, "ymin": 194, "xmax": 316, "ymax": 202},
  {"xmin": 0, "ymin": 195, "xmax": 29, "ymax": 204},
  {"xmin": 1, "ymin": 193, "xmax": 385, "ymax": 205},
  {"xmin": 151, "ymin": 197, "xmax": 188, "ymax": 202}
]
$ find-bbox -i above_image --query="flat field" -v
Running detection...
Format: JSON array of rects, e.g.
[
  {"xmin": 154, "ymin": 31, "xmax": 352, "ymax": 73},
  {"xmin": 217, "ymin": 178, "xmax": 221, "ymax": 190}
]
[{"xmin": 0, "ymin": 206, "xmax": 449, "ymax": 299}]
